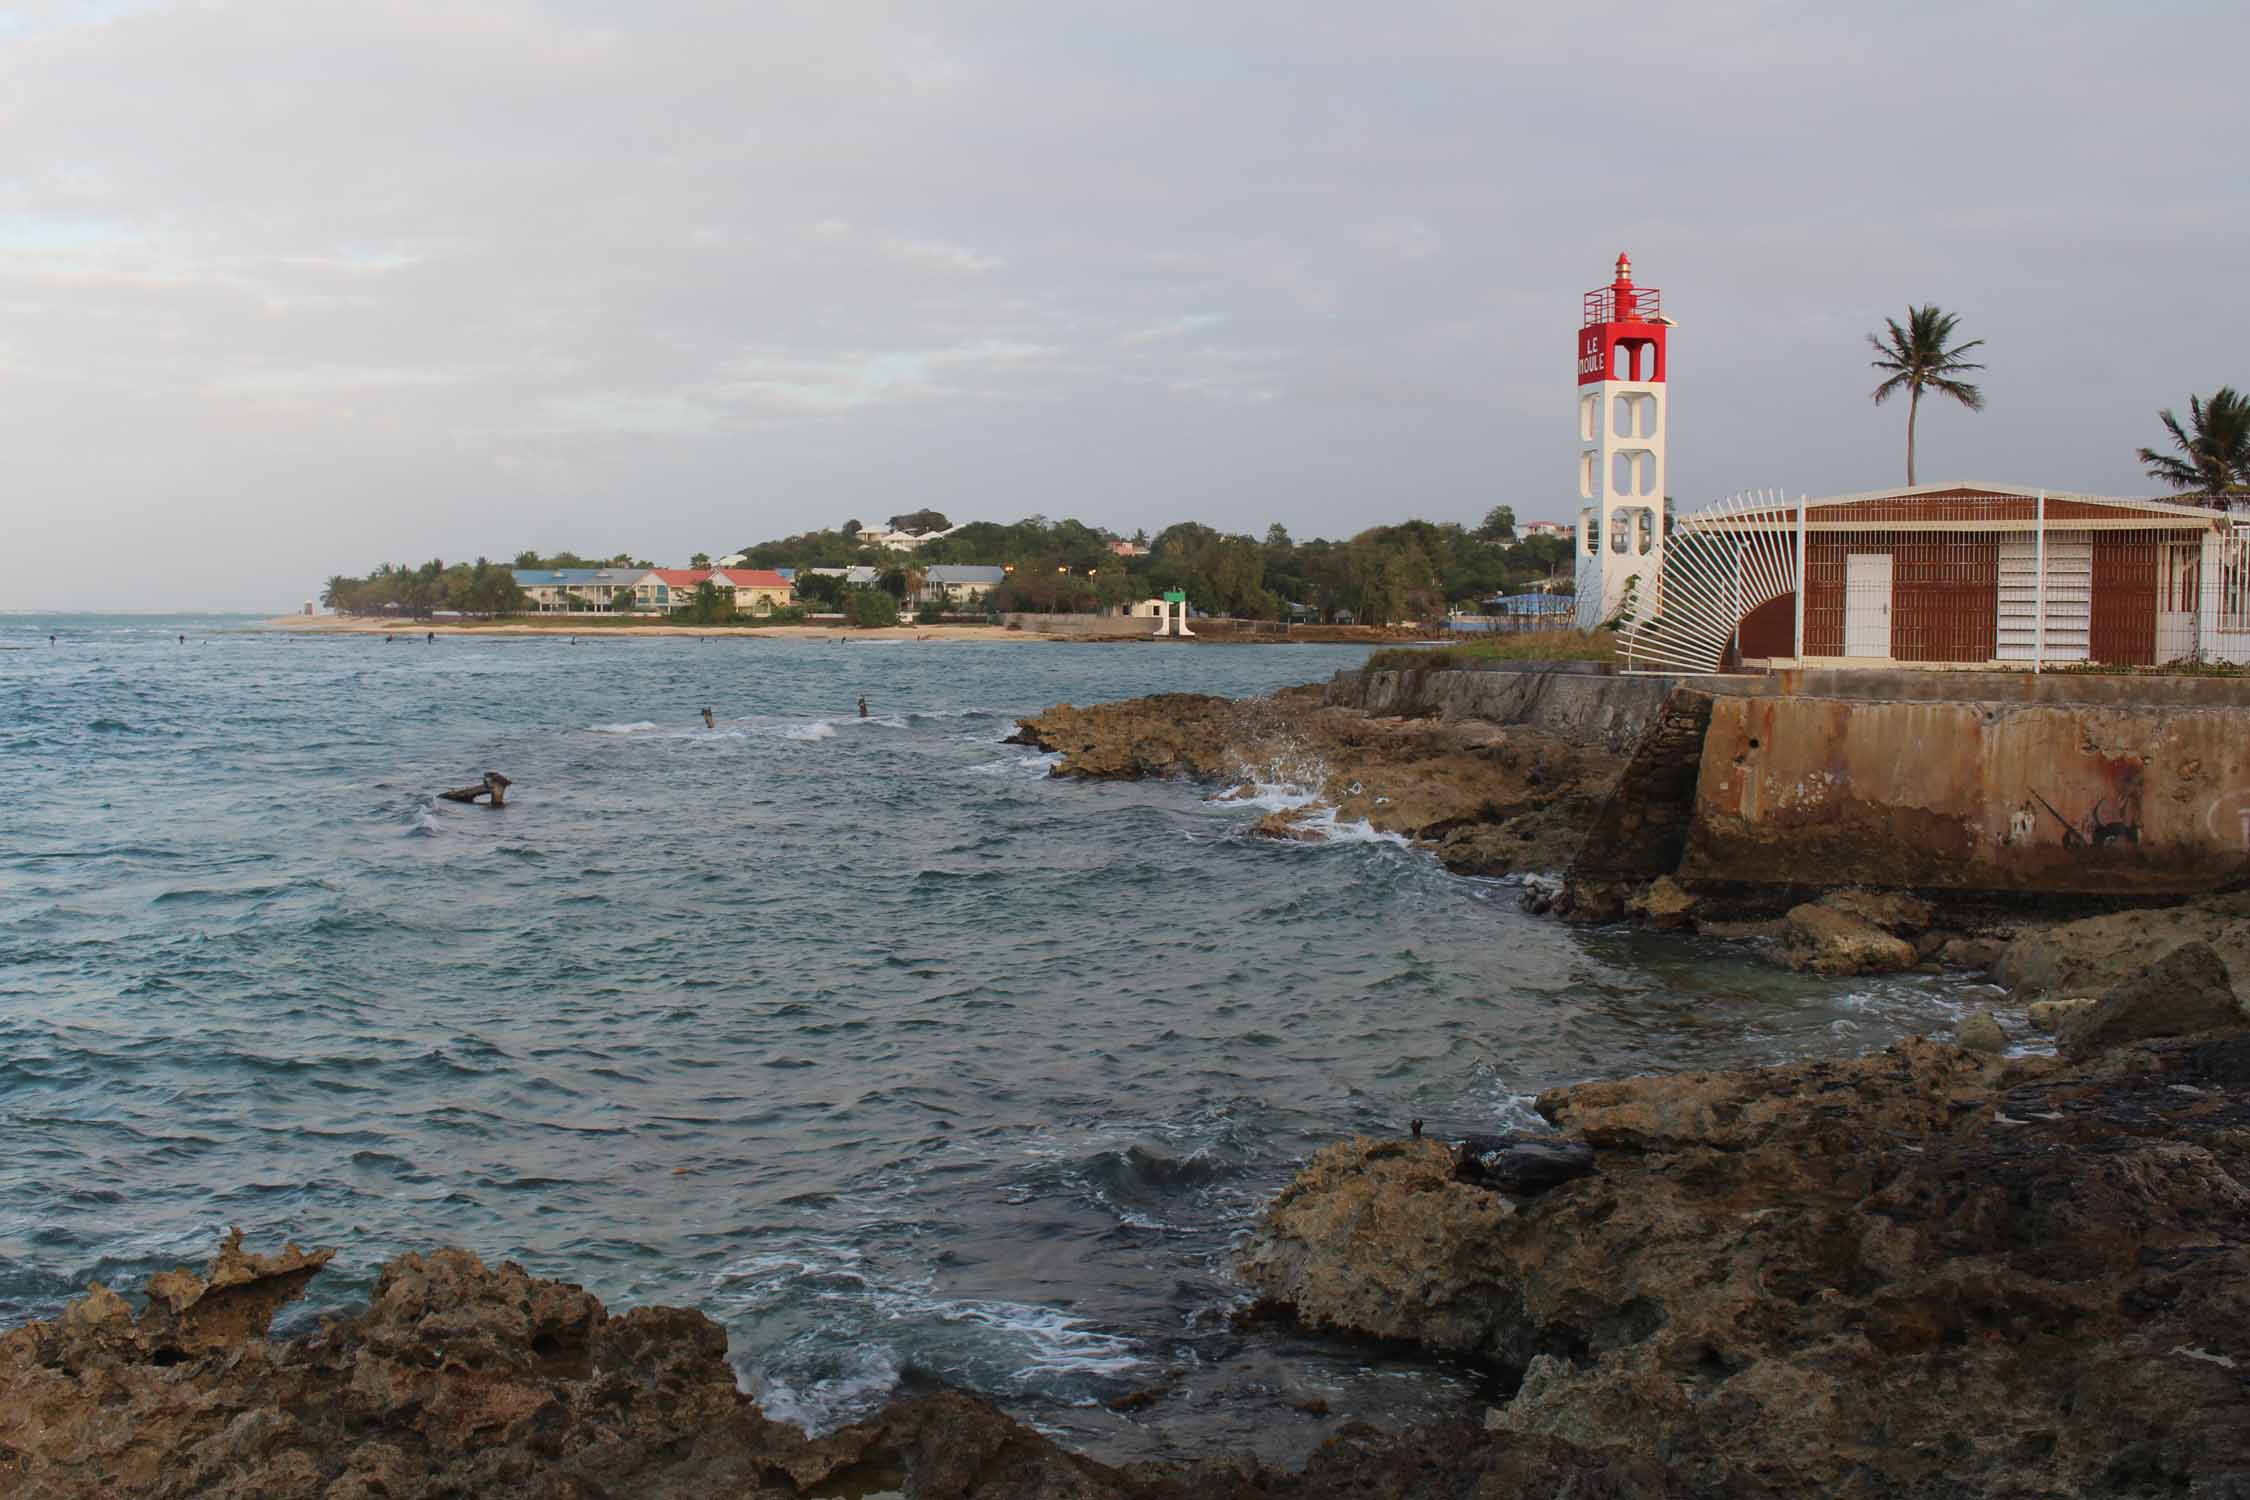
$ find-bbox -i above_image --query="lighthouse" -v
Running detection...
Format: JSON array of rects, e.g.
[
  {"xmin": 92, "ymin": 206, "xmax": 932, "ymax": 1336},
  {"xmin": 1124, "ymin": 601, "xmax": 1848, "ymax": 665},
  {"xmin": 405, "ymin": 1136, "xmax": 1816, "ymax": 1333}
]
[{"xmin": 1574, "ymin": 252, "xmax": 1670, "ymax": 628}]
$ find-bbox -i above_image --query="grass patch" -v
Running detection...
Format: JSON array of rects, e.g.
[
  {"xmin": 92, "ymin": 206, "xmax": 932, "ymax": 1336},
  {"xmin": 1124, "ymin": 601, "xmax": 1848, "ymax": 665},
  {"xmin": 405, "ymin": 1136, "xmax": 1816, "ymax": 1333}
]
[
  {"xmin": 2040, "ymin": 657, "xmax": 2250, "ymax": 678},
  {"xmin": 1366, "ymin": 629, "xmax": 1619, "ymax": 671}
]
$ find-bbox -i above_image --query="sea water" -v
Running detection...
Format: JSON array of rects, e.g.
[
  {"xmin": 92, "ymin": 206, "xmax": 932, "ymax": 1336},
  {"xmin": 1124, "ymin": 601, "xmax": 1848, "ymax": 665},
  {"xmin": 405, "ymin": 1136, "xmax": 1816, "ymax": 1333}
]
[{"xmin": 0, "ymin": 615, "xmax": 1995, "ymax": 1463}]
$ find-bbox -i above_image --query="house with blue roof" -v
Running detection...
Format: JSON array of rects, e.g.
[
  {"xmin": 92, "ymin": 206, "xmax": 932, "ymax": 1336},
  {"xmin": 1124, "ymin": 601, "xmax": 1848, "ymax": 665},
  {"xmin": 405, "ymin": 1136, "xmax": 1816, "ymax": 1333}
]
[{"xmin": 918, "ymin": 565, "xmax": 1006, "ymax": 608}]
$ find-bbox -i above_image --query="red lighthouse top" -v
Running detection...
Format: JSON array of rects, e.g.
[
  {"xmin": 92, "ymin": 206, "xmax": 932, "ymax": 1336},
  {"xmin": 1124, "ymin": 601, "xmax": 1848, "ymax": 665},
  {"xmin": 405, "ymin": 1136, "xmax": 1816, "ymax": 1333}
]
[
  {"xmin": 1577, "ymin": 250, "xmax": 1667, "ymax": 385},
  {"xmin": 1583, "ymin": 252, "xmax": 1662, "ymax": 327}
]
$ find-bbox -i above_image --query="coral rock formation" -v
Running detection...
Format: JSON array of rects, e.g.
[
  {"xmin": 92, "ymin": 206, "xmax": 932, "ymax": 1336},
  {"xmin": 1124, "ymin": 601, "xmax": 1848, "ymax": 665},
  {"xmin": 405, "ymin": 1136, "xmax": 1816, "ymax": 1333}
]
[{"xmin": 1240, "ymin": 1033, "xmax": 2250, "ymax": 1497}]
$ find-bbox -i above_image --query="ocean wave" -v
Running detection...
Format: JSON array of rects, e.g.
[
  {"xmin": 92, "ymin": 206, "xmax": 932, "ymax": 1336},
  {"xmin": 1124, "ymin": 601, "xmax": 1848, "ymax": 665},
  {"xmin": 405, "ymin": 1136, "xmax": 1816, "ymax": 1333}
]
[
  {"xmin": 713, "ymin": 1242, "xmax": 1147, "ymax": 1431},
  {"xmin": 778, "ymin": 721, "xmax": 836, "ymax": 741},
  {"xmin": 588, "ymin": 720, "xmax": 660, "ymax": 734}
]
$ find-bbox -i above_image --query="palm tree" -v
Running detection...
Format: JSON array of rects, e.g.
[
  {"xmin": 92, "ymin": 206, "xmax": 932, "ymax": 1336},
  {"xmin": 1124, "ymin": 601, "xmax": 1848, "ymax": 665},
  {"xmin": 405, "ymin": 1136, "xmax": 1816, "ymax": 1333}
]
[
  {"xmin": 1868, "ymin": 305, "xmax": 1986, "ymax": 485},
  {"xmin": 2138, "ymin": 387, "xmax": 2250, "ymax": 495}
]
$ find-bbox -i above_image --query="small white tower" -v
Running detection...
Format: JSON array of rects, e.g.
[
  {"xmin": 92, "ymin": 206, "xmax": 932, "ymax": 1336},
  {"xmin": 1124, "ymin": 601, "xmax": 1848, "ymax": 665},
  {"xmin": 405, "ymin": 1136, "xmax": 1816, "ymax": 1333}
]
[{"xmin": 1574, "ymin": 252, "xmax": 1670, "ymax": 628}]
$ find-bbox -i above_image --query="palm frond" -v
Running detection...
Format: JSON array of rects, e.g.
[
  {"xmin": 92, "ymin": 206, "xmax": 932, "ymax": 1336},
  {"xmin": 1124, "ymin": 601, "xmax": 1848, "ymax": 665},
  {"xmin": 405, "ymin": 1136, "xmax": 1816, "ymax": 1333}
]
[{"xmin": 1929, "ymin": 377, "xmax": 1985, "ymax": 411}]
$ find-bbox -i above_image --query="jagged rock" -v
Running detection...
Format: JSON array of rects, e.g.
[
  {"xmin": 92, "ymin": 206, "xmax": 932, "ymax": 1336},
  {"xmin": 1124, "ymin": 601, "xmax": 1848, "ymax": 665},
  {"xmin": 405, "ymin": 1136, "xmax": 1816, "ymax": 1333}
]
[
  {"xmin": 2027, "ymin": 996, "xmax": 2096, "ymax": 1034},
  {"xmin": 1, "ymin": 1233, "xmax": 1707, "ymax": 1499},
  {"xmin": 1816, "ymin": 887, "xmax": 1935, "ymax": 935},
  {"xmin": 1996, "ymin": 888, "xmax": 2250, "ymax": 1003},
  {"xmin": 1937, "ymin": 935, "xmax": 2008, "ymax": 970},
  {"xmin": 1954, "ymin": 1010, "xmax": 2008, "ymax": 1053},
  {"xmin": 1451, "ymin": 1134, "xmax": 1597, "ymax": 1194},
  {"xmin": 2058, "ymin": 940, "xmax": 2246, "ymax": 1060},
  {"xmin": 1250, "ymin": 809, "xmax": 1322, "ymax": 842},
  {"xmin": 1557, "ymin": 879, "xmax": 1630, "ymax": 925},
  {"xmin": 1010, "ymin": 688, "xmax": 1628, "ymax": 856},
  {"xmin": 1626, "ymin": 877, "xmax": 1697, "ymax": 931},
  {"xmin": 1241, "ymin": 1033, "xmax": 2250, "ymax": 1498},
  {"xmin": 1773, "ymin": 902, "xmax": 1916, "ymax": 975}
]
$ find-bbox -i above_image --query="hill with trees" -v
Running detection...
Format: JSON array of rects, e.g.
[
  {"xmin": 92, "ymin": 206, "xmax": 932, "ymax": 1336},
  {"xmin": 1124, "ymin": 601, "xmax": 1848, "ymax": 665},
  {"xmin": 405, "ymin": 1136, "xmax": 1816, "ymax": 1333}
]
[{"xmin": 320, "ymin": 512, "xmax": 1577, "ymax": 623}]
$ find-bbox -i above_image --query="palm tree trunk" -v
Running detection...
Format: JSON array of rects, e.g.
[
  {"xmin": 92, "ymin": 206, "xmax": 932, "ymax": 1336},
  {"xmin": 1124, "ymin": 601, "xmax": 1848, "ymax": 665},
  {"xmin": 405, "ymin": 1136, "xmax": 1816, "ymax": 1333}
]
[{"xmin": 1906, "ymin": 385, "xmax": 1920, "ymax": 486}]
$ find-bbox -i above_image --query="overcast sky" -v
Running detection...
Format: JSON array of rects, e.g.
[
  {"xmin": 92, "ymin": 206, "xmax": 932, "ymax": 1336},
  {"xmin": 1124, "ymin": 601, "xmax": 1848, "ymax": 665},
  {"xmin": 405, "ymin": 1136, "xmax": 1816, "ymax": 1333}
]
[{"xmin": 6, "ymin": 0, "xmax": 2246, "ymax": 610}]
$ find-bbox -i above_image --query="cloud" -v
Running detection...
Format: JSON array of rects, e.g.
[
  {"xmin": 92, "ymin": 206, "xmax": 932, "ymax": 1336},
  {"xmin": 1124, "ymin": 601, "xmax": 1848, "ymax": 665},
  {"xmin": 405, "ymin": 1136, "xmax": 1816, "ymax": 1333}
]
[{"xmin": 0, "ymin": 0, "xmax": 2244, "ymax": 608}]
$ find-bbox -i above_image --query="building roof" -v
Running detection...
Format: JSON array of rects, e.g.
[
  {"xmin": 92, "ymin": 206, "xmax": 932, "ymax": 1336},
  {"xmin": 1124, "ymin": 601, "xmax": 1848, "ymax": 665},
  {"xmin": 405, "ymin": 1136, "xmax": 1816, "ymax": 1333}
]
[
  {"xmin": 1677, "ymin": 482, "xmax": 2228, "ymax": 535},
  {"xmin": 715, "ymin": 568, "xmax": 791, "ymax": 590},
  {"xmin": 510, "ymin": 567, "xmax": 650, "ymax": 587},
  {"xmin": 647, "ymin": 567, "xmax": 792, "ymax": 590},
  {"xmin": 807, "ymin": 566, "xmax": 882, "ymax": 584},
  {"xmin": 924, "ymin": 565, "xmax": 1005, "ymax": 584}
]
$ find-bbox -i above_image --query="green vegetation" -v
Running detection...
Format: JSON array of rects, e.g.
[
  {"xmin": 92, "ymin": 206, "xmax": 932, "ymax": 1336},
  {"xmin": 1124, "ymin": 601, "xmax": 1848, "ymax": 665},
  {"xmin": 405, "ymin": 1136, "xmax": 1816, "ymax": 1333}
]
[
  {"xmin": 322, "ymin": 559, "xmax": 525, "ymax": 617},
  {"xmin": 1867, "ymin": 305, "xmax": 1986, "ymax": 486},
  {"xmin": 677, "ymin": 579, "xmax": 734, "ymax": 625},
  {"xmin": 512, "ymin": 550, "xmax": 649, "ymax": 570},
  {"xmin": 325, "ymin": 512, "xmax": 1581, "ymax": 626},
  {"xmin": 1366, "ymin": 629, "xmax": 1619, "ymax": 672},
  {"xmin": 845, "ymin": 589, "xmax": 900, "ymax": 628},
  {"xmin": 732, "ymin": 515, "xmax": 1574, "ymax": 625},
  {"xmin": 886, "ymin": 509, "xmax": 952, "ymax": 536},
  {"xmin": 2139, "ymin": 387, "xmax": 2250, "ymax": 495}
]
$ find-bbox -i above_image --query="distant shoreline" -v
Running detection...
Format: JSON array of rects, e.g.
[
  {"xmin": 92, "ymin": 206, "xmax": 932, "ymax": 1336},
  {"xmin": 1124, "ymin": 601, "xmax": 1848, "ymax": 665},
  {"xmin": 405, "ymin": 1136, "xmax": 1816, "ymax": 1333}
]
[
  {"xmin": 252, "ymin": 615, "xmax": 1413, "ymax": 645},
  {"xmin": 258, "ymin": 615, "xmax": 1072, "ymax": 642}
]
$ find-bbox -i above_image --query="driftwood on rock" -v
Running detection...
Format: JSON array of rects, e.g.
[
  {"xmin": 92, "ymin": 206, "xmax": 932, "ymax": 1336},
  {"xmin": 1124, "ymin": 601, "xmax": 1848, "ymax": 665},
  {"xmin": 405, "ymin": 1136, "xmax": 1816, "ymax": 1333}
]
[{"xmin": 439, "ymin": 771, "xmax": 511, "ymax": 807}]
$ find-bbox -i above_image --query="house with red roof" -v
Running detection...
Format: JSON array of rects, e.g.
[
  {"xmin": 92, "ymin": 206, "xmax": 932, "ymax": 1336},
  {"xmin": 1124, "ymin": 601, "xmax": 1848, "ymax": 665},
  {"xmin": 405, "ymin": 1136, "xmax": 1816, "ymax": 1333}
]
[{"xmin": 645, "ymin": 567, "xmax": 795, "ymax": 617}]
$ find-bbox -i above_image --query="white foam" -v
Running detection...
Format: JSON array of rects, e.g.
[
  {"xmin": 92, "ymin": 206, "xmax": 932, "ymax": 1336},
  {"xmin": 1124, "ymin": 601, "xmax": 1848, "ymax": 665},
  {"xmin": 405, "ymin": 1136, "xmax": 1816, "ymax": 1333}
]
[
  {"xmin": 589, "ymin": 720, "xmax": 659, "ymax": 734},
  {"xmin": 777, "ymin": 721, "xmax": 837, "ymax": 741},
  {"xmin": 750, "ymin": 1343, "xmax": 904, "ymax": 1433},
  {"xmin": 966, "ymin": 751, "xmax": 1062, "ymax": 778}
]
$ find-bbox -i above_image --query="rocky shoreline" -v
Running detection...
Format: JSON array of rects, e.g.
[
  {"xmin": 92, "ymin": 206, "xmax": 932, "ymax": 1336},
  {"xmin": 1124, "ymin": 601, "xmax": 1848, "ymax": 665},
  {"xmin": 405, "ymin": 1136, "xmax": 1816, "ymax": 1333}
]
[
  {"xmin": 11, "ymin": 684, "xmax": 2247, "ymax": 1495},
  {"xmin": 12, "ymin": 1008, "xmax": 2245, "ymax": 1496},
  {"xmin": 1007, "ymin": 685, "xmax": 2250, "ymax": 1027}
]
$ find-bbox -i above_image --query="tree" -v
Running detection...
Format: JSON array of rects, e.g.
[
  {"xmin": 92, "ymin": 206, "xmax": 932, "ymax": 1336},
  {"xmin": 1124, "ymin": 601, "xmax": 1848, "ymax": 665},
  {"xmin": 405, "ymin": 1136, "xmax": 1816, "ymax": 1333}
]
[
  {"xmin": 794, "ymin": 571, "xmax": 846, "ymax": 608},
  {"xmin": 681, "ymin": 579, "xmax": 734, "ymax": 625},
  {"xmin": 1867, "ymin": 305, "xmax": 1985, "ymax": 485},
  {"xmin": 886, "ymin": 509, "xmax": 951, "ymax": 536},
  {"xmin": 690, "ymin": 552, "xmax": 711, "ymax": 568},
  {"xmin": 1476, "ymin": 505, "xmax": 1517, "ymax": 542},
  {"xmin": 842, "ymin": 518, "xmax": 863, "ymax": 536},
  {"xmin": 1265, "ymin": 522, "xmax": 1292, "ymax": 548},
  {"xmin": 845, "ymin": 588, "xmax": 900, "ymax": 628},
  {"xmin": 2138, "ymin": 387, "xmax": 2250, "ymax": 495}
]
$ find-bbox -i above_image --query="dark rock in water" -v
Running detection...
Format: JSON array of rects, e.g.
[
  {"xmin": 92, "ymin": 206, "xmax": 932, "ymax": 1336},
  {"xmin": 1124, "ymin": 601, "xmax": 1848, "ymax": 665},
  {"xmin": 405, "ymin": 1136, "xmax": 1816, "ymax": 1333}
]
[
  {"xmin": 2058, "ymin": 938, "xmax": 2245, "ymax": 1059},
  {"xmin": 1451, "ymin": 1133, "xmax": 1596, "ymax": 1193}
]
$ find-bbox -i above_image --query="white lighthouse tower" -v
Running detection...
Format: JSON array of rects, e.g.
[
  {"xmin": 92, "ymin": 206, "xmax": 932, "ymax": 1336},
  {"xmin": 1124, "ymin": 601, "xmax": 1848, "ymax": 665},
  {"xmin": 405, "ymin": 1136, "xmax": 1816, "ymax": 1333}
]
[{"xmin": 1574, "ymin": 252, "xmax": 1671, "ymax": 628}]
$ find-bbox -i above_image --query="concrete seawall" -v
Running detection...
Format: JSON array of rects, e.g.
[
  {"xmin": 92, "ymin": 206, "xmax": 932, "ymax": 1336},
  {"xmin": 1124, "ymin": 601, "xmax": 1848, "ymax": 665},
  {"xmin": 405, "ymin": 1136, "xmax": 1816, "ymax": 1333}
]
[
  {"xmin": 1687, "ymin": 696, "xmax": 2250, "ymax": 895},
  {"xmin": 1328, "ymin": 662, "xmax": 2250, "ymax": 897}
]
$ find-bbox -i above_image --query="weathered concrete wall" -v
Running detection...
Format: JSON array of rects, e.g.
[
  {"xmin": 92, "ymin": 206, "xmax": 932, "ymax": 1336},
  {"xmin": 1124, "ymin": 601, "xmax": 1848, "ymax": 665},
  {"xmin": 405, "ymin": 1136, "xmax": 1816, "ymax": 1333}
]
[
  {"xmin": 1004, "ymin": 613, "xmax": 1153, "ymax": 637},
  {"xmin": 1325, "ymin": 666, "xmax": 1694, "ymax": 755},
  {"xmin": 1684, "ymin": 696, "xmax": 2250, "ymax": 895},
  {"xmin": 1569, "ymin": 690, "xmax": 1716, "ymax": 880}
]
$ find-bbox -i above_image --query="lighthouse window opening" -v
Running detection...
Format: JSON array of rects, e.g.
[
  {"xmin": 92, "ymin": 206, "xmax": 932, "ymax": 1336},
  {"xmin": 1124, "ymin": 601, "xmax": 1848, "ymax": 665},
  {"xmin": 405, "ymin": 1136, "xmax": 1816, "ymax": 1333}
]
[
  {"xmin": 1580, "ymin": 451, "xmax": 1596, "ymax": 500},
  {"xmin": 1583, "ymin": 512, "xmax": 1600, "ymax": 556},
  {"xmin": 1638, "ymin": 452, "xmax": 1657, "ymax": 497},
  {"xmin": 1581, "ymin": 395, "xmax": 1599, "ymax": 442},
  {"xmin": 1609, "ymin": 508, "xmax": 1631, "ymax": 554},
  {"xmin": 1634, "ymin": 508, "xmax": 1654, "ymax": 555}
]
